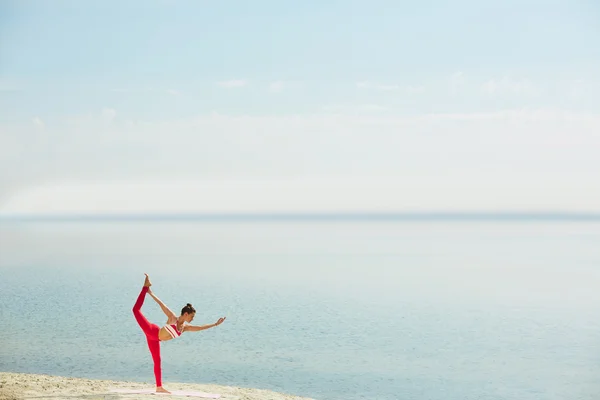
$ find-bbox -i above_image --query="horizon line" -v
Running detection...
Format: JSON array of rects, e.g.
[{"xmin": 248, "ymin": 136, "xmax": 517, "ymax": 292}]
[{"xmin": 1, "ymin": 211, "xmax": 600, "ymax": 222}]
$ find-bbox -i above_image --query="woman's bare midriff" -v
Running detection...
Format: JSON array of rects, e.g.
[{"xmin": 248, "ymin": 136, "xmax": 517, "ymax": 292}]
[{"xmin": 158, "ymin": 328, "xmax": 174, "ymax": 342}]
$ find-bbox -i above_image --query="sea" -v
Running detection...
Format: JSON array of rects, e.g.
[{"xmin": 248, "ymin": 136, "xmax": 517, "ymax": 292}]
[{"xmin": 1, "ymin": 217, "xmax": 600, "ymax": 400}]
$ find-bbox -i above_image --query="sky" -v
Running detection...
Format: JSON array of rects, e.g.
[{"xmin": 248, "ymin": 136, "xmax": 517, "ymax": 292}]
[{"xmin": 1, "ymin": 0, "xmax": 599, "ymax": 214}]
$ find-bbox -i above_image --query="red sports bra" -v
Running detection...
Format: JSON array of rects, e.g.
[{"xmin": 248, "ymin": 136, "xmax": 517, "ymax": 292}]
[{"xmin": 163, "ymin": 322, "xmax": 183, "ymax": 339}]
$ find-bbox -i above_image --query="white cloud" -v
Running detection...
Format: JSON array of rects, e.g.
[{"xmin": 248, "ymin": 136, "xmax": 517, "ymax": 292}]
[
  {"xmin": 268, "ymin": 80, "xmax": 304, "ymax": 93},
  {"xmin": 481, "ymin": 76, "xmax": 536, "ymax": 96},
  {"xmin": 217, "ymin": 79, "xmax": 247, "ymax": 88},
  {"xmin": 110, "ymin": 88, "xmax": 181, "ymax": 96},
  {"xmin": 268, "ymin": 81, "xmax": 285, "ymax": 93},
  {"xmin": 359, "ymin": 104, "xmax": 388, "ymax": 112},
  {"xmin": 102, "ymin": 108, "xmax": 117, "ymax": 123},
  {"xmin": 568, "ymin": 79, "xmax": 586, "ymax": 98},
  {"xmin": 32, "ymin": 117, "xmax": 45, "ymax": 130},
  {"xmin": 449, "ymin": 71, "xmax": 465, "ymax": 94},
  {"xmin": 2, "ymin": 172, "xmax": 599, "ymax": 215},
  {"xmin": 356, "ymin": 81, "xmax": 425, "ymax": 94},
  {"xmin": 321, "ymin": 104, "xmax": 389, "ymax": 113},
  {"xmin": 356, "ymin": 81, "xmax": 400, "ymax": 91},
  {"xmin": 405, "ymin": 85, "xmax": 425, "ymax": 94},
  {"xmin": 0, "ymin": 179, "xmax": 443, "ymax": 214},
  {"xmin": 1, "ymin": 108, "xmax": 599, "ymax": 213},
  {"xmin": 0, "ymin": 78, "xmax": 22, "ymax": 92}
]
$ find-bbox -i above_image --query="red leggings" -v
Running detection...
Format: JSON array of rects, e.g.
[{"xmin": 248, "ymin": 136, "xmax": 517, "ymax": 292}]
[{"xmin": 132, "ymin": 286, "xmax": 162, "ymax": 387}]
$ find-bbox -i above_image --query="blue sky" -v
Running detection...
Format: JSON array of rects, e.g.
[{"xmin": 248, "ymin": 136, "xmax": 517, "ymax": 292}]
[{"xmin": 1, "ymin": 0, "xmax": 599, "ymax": 213}]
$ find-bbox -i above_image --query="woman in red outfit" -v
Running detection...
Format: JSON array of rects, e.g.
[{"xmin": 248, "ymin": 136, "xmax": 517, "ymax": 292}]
[{"xmin": 132, "ymin": 273, "xmax": 226, "ymax": 393}]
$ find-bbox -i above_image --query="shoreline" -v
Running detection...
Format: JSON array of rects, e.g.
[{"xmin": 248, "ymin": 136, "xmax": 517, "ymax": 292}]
[{"xmin": 0, "ymin": 372, "xmax": 315, "ymax": 400}]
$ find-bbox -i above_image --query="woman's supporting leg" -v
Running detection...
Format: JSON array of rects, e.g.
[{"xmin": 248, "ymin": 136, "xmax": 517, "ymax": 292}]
[
  {"xmin": 133, "ymin": 277, "xmax": 168, "ymax": 391},
  {"xmin": 146, "ymin": 337, "xmax": 162, "ymax": 387}
]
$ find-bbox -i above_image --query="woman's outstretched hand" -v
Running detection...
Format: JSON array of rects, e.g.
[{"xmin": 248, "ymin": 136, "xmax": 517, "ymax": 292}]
[{"xmin": 214, "ymin": 317, "xmax": 226, "ymax": 327}]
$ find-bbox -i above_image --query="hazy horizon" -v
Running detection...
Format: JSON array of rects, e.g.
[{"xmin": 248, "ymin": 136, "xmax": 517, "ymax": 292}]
[{"xmin": 2, "ymin": 211, "xmax": 600, "ymax": 222}]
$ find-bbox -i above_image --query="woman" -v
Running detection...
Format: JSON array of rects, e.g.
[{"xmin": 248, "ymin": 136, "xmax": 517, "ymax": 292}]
[{"xmin": 132, "ymin": 273, "xmax": 226, "ymax": 393}]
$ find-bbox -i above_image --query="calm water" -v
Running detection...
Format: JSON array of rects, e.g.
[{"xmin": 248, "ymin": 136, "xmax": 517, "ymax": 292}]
[{"xmin": 1, "ymin": 220, "xmax": 600, "ymax": 400}]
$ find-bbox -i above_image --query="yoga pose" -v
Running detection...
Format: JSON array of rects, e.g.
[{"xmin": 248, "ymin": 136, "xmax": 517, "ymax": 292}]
[{"xmin": 132, "ymin": 273, "xmax": 226, "ymax": 393}]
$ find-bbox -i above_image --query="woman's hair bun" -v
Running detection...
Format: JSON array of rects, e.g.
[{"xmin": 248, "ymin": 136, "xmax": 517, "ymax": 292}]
[{"xmin": 181, "ymin": 303, "xmax": 196, "ymax": 314}]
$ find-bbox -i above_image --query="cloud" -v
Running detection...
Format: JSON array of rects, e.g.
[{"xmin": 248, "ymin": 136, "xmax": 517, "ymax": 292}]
[
  {"xmin": 268, "ymin": 81, "xmax": 284, "ymax": 93},
  {"xmin": 449, "ymin": 71, "xmax": 465, "ymax": 94},
  {"xmin": 359, "ymin": 104, "xmax": 388, "ymax": 112},
  {"xmin": 321, "ymin": 104, "xmax": 389, "ymax": 113},
  {"xmin": 102, "ymin": 108, "xmax": 117, "ymax": 123},
  {"xmin": 481, "ymin": 77, "xmax": 536, "ymax": 96},
  {"xmin": 32, "ymin": 117, "xmax": 45, "ymax": 130},
  {"xmin": 0, "ymin": 78, "xmax": 22, "ymax": 92},
  {"xmin": 356, "ymin": 81, "xmax": 400, "ymax": 91},
  {"xmin": 405, "ymin": 85, "xmax": 425, "ymax": 94},
  {"xmin": 217, "ymin": 80, "xmax": 247, "ymax": 88},
  {"xmin": 110, "ymin": 88, "xmax": 181, "ymax": 96},
  {"xmin": 356, "ymin": 81, "xmax": 425, "ymax": 94},
  {"xmin": 62, "ymin": 108, "xmax": 117, "ymax": 130},
  {"xmin": 268, "ymin": 80, "xmax": 303, "ymax": 93},
  {"xmin": 1, "ymin": 108, "xmax": 599, "ymax": 213},
  {"xmin": 568, "ymin": 79, "xmax": 586, "ymax": 98}
]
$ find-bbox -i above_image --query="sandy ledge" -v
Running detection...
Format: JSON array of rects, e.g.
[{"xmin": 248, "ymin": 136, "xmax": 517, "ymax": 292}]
[{"xmin": 0, "ymin": 372, "xmax": 316, "ymax": 400}]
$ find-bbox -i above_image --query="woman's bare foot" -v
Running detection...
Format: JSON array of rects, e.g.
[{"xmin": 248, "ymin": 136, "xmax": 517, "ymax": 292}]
[
  {"xmin": 156, "ymin": 386, "xmax": 170, "ymax": 394},
  {"xmin": 144, "ymin": 273, "xmax": 152, "ymax": 288}
]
